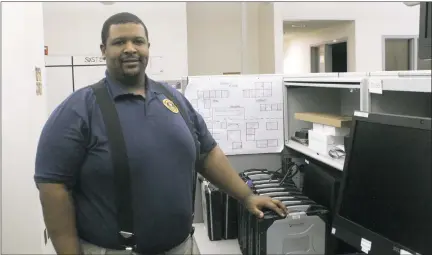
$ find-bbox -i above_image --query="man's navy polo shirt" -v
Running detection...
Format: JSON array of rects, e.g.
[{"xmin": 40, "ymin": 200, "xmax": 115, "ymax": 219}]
[{"xmin": 34, "ymin": 72, "xmax": 217, "ymax": 253}]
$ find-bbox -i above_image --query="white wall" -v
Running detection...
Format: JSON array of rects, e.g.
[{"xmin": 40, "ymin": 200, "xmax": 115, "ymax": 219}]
[
  {"xmin": 186, "ymin": 2, "xmax": 243, "ymax": 75},
  {"xmin": 273, "ymin": 3, "xmax": 284, "ymax": 74},
  {"xmin": 283, "ymin": 21, "xmax": 356, "ymax": 74},
  {"xmin": 1, "ymin": 2, "xmax": 48, "ymax": 254},
  {"xmin": 186, "ymin": 2, "xmax": 274, "ymax": 76},
  {"xmin": 258, "ymin": 3, "xmax": 276, "ymax": 74},
  {"xmin": 42, "ymin": 2, "xmax": 188, "ymax": 80},
  {"xmin": 274, "ymin": 2, "xmax": 420, "ymax": 73},
  {"xmin": 243, "ymin": 3, "xmax": 261, "ymax": 74}
]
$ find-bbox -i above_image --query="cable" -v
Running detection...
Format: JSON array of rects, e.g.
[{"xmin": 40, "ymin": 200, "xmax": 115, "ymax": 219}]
[
  {"xmin": 328, "ymin": 148, "xmax": 346, "ymax": 159},
  {"xmin": 269, "ymin": 167, "xmax": 284, "ymax": 179},
  {"xmin": 279, "ymin": 163, "xmax": 299, "ymax": 185},
  {"xmin": 271, "ymin": 158, "xmax": 294, "ymax": 179},
  {"xmin": 243, "ymin": 158, "xmax": 296, "ymax": 184}
]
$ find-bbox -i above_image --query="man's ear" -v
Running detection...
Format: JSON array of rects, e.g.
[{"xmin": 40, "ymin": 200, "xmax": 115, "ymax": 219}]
[
  {"xmin": 100, "ymin": 44, "xmax": 106, "ymax": 59},
  {"xmin": 148, "ymin": 42, "xmax": 151, "ymax": 49}
]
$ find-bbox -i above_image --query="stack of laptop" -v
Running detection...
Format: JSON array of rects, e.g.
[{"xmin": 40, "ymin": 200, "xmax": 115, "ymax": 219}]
[{"xmin": 237, "ymin": 168, "xmax": 328, "ymax": 255}]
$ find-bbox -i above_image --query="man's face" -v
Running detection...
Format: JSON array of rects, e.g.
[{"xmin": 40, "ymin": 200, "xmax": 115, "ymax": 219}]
[{"xmin": 101, "ymin": 23, "xmax": 149, "ymax": 83}]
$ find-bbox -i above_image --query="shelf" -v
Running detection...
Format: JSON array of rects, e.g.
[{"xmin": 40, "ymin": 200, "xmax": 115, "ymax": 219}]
[
  {"xmin": 285, "ymin": 140, "xmax": 345, "ymax": 171},
  {"xmin": 192, "ymin": 223, "xmax": 241, "ymax": 254},
  {"xmin": 284, "ymin": 76, "xmax": 362, "ymax": 89},
  {"xmin": 285, "ymin": 82, "xmax": 361, "ymax": 89}
]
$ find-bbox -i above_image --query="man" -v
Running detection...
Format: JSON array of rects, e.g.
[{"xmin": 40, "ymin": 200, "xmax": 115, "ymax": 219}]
[{"xmin": 35, "ymin": 12, "xmax": 288, "ymax": 255}]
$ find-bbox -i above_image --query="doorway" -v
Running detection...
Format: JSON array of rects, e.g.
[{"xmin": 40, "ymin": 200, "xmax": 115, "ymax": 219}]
[
  {"xmin": 330, "ymin": 42, "xmax": 348, "ymax": 72},
  {"xmin": 384, "ymin": 38, "xmax": 415, "ymax": 71},
  {"xmin": 311, "ymin": 41, "xmax": 348, "ymax": 73},
  {"xmin": 310, "ymin": 46, "xmax": 320, "ymax": 73}
]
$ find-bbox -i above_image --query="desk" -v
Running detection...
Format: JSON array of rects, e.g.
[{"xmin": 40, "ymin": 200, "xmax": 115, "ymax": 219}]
[{"xmin": 192, "ymin": 223, "xmax": 241, "ymax": 254}]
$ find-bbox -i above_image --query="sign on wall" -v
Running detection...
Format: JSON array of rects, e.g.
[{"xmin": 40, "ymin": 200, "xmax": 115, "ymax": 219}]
[{"xmin": 35, "ymin": 67, "xmax": 43, "ymax": 96}]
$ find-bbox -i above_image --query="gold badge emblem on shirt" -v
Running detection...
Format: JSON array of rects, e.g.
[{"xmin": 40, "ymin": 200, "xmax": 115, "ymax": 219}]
[{"xmin": 162, "ymin": 98, "xmax": 179, "ymax": 114}]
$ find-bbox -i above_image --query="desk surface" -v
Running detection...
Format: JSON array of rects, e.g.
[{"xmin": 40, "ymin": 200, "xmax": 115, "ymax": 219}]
[{"xmin": 192, "ymin": 223, "xmax": 241, "ymax": 254}]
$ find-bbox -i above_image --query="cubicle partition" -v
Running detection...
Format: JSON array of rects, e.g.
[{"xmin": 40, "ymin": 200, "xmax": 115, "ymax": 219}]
[
  {"xmin": 44, "ymin": 57, "xmax": 431, "ymax": 214},
  {"xmin": 282, "ymin": 71, "xmax": 431, "ymax": 172},
  {"xmin": 366, "ymin": 71, "xmax": 431, "ymax": 117},
  {"xmin": 279, "ymin": 70, "xmax": 431, "ymax": 255},
  {"xmin": 44, "ymin": 56, "xmax": 431, "ymax": 253},
  {"xmin": 283, "ymin": 73, "xmax": 364, "ymax": 171}
]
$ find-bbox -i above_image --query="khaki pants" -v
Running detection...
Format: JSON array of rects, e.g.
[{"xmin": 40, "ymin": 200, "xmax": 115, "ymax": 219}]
[{"xmin": 80, "ymin": 235, "xmax": 200, "ymax": 255}]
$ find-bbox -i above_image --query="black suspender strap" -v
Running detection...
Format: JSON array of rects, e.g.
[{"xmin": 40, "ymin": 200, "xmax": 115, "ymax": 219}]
[
  {"xmin": 90, "ymin": 79, "xmax": 201, "ymax": 251},
  {"xmin": 91, "ymin": 80, "xmax": 136, "ymax": 250}
]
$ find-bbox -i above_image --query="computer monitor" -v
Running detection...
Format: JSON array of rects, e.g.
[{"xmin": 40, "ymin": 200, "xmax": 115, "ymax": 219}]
[{"xmin": 332, "ymin": 112, "xmax": 432, "ymax": 255}]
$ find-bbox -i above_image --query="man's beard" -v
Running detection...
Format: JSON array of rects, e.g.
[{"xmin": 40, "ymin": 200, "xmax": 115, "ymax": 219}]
[
  {"xmin": 119, "ymin": 59, "xmax": 148, "ymax": 86},
  {"xmin": 121, "ymin": 72, "xmax": 143, "ymax": 86}
]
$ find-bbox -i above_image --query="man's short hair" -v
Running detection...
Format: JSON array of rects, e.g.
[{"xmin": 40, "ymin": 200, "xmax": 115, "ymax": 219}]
[{"xmin": 101, "ymin": 12, "xmax": 149, "ymax": 45}]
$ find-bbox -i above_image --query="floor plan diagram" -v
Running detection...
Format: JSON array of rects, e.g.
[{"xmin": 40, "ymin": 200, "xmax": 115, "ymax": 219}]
[
  {"xmin": 185, "ymin": 75, "xmax": 284, "ymax": 155},
  {"xmin": 243, "ymin": 81, "xmax": 273, "ymax": 98}
]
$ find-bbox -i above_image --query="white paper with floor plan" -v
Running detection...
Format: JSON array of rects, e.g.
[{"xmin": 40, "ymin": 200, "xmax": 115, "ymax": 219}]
[{"xmin": 185, "ymin": 75, "xmax": 284, "ymax": 155}]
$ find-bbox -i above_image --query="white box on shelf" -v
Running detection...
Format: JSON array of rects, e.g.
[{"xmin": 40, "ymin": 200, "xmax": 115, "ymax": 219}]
[
  {"xmin": 308, "ymin": 130, "xmax": 344, "ymax": 155},
  {"xmin": 312, "ymin": 123, "xmax": 325, "ymax": 133},
  {"xmin": 312, "ymin": 123, "xmax": 350, "ymax": 136}
]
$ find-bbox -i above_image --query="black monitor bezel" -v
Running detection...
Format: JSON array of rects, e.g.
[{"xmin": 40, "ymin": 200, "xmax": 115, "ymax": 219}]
[{"xmin": 332, "ymin": 111, "xmax": 431, "ymax": 255}]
